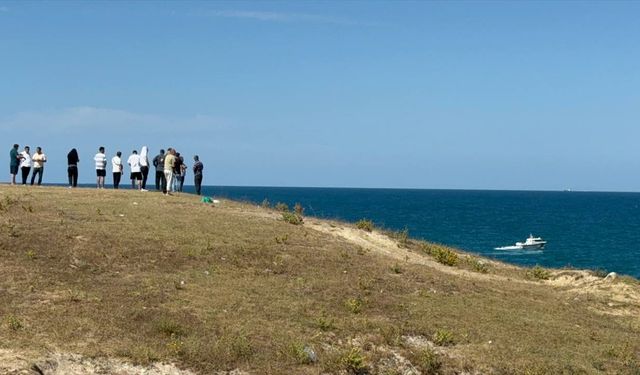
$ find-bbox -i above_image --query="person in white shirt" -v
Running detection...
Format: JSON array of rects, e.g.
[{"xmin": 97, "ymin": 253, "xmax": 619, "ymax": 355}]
[
  {"xmin": 94, "ymin": 147, "xmax": 107, "ymax": 189},
  {"xmin": 140, "ymin": 146, "xmax": 150, "ymax": 190},
  {"xmin": 112, "ymin": 151, "xmax": 123, "ymax": 189},
  {"xmin": 19, "ymin": 146, "xmax": 32, "ymax": 185},
  {"xmin": 127, "ymin": 150, "xmax": 145, "ymax": 191},
  {"xmin": 30, "ymin": 147, "xmax": 47, "ymax": 186}
]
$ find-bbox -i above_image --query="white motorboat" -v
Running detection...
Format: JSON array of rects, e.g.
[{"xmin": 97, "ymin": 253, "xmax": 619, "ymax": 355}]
[
  {"xmin": 516, "ymin": 234, "xmax": 547, "ymax": 249},
  {"xmin": 495, "ymin": 234, "xmax": 547, "ymax": 250}
]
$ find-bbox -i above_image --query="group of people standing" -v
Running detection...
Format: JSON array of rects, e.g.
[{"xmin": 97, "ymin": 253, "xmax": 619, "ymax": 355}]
[
  {"xmin": 90, "ymin": 146, "xmax": 205, "ymax": 195},
  {"xmin": 93, "ymin": 146, "xmax": 150, "ymax": 191},
  {"xmin": 9, "ymin": 144, "xmax": 47, "ymax": 186},
  {"xmin": 9, "ymin": 144, "xmax": 205, "ymax": 195}
]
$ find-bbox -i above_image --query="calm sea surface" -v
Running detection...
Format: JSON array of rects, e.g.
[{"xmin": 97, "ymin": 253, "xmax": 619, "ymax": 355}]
[{"xmin": 194, "ymin": 186, "xmax": 640, "ymax": 278}]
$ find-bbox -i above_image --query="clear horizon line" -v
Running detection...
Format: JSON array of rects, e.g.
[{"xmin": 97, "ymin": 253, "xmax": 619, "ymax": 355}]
[{"xmin": 14, "ymin": 182, "xmax": 640, "ymax": 194}]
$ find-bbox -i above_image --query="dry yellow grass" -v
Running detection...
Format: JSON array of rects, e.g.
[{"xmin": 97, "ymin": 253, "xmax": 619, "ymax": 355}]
[{"xmin": 0, "ymin": 185, "xmax": 639, "ymax": 374}]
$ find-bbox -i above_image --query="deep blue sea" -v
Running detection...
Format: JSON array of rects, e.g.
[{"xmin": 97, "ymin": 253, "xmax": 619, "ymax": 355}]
[{"xmin": 193, "ymin": 186, "xmax": 640, "ymax": 278}]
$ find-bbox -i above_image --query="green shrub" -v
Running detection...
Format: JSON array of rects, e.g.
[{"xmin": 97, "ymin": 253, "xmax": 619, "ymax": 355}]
[
  {"xmin": 275, "ymin": 234, "xmax": 289, "ymax": 244},
  {"xmin": 346, "ymin": 297, "xmax": 363, "ymax": 314},
  {"xmin": 5, "ymin": 315, "xmax": 23, "ymax": 331},
  {"xmin": 420, "ymin": 244, "xmax": 460, "ymax": 266},
  {"xmin": 591, "ymin": 268, "xmax": 608, "ymax": 278},
  {"xmin": 316, "ymin": 315, "xmax": 335, "ymax": 331},
  {"xmin": 67, "ymin": 289, "xmax": 85, "ymax": 302},
  {"xmin": 433, "ymin": 329, "xmax": 455, "ymax": 346},
  {"xmin": 287, "ymin": 341, "xmax": 315, "ymax": 364},
  {"xmin": 434, "ymin": 248, "xmax": 458, "ymax": 266},
  {"xmin": 7, "ymin": 224, "xmax": 19, "ymax": 238},
  {"xmin": 166, "ymin": 336, "xmax": 185, "ymax": 356},
  {"xmin": 390, "ymin": 263, "xmax": 403, "ymax": 274},
  {"xmin": 294, "ymin": 203, "xmax": 305, "ymax": 216},
  {"xmin": 282, "ymin": 212, "xmax": 303, "ymax": 225},
  {"xmin": 204, "ymin": 239, "xmax": 214, "ymax": 252},
  {"xmin": 275, "ymin": 202, "xmax": 289, "ymax": 212},
  {"xmin": 380, "ymin": 325, "xmax": 402, "ymax": 346},
  {"xmin": 393, "ymin": 227, "xmax": 410, "ymax": 247},
  {"xmin": 530, "ymin": 265, "xmax": 551, "ymax": 280},
  {"xmin": 356, "ymin": 219, "xmax": 374, "ymax": 232},
  {"xmin": 221, "ymin": 332, "xmax": 254, "ymax": 361},
  {"xmin": 340, "ymin": 347, "xmax": 368, "ymax": 374},
  {"xmin": 357, "ymin": 277, "xmax": 374, "ymax": 292},
  {"xmin": 156, "ymin": 319, "xmax": 185, "ymax": 337},
  {"xmin": 415, "ymin": 348, "xmax": 442, "ymax": 374},
  {"xmin": 467, "ymin": 257, "xmax": 488, "ymax": 273},
  {"xmin": 261, "ymin": 198, "xmax": 271, "ymax": 208}
]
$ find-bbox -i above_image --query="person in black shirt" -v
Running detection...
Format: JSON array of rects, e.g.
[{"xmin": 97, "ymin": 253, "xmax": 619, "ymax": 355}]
[
  {"xmin": 193, "ymin": 155, "xmax": 204, "ymax": 195},
  {"xmin": 67, "ymin": 148, "xmax": 79, "ymax": 188}
]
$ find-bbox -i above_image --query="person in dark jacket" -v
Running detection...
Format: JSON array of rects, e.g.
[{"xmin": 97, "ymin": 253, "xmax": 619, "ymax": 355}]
[
  {"xmin": 152, "ymin": 149, "xmax": 165, "ymax": 191},
  {"xmin": 173, "ymin": 152, "xmax": 184, "ymax": 192},
  {"xmin": 193, "ymin": 155, "xmax": 204, "ymax": 195},
  {"xmin": 67, "ymin": 148, "xmax": 80, "ymax": 188}
]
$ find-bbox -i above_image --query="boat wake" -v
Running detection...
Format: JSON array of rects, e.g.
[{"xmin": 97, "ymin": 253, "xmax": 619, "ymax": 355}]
[
  {"xmin": 490, "ymin": 248, "xmax": 544, "ymax": 256},
  {"xmin": 494, "ymin": 245, "xmax": 523, "ymax": 251}
]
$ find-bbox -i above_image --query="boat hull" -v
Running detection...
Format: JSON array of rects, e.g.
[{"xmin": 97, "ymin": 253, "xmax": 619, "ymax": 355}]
[{"xmin": 517, "ymin": 242, "xmax": 546, "ymax": 250}]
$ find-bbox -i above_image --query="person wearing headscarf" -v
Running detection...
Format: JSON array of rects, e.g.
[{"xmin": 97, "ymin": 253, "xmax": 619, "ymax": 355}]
[
  {"xmin": 67, "ymin": 148, "xmax": 80, "ymax": 188},
  {"xmin": 140, "ymin": 146, "xmax": 150, "ymax": 190}
]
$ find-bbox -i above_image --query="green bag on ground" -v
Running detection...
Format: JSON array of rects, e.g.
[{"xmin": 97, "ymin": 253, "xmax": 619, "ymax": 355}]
[{"xmin": 201, "ymin": 196, "xmax": 213, "ymax": 204}]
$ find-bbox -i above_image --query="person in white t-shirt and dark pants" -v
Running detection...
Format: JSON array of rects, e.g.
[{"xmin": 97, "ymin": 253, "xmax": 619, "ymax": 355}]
[
  {"xmin": 112, "ymin": 151, "xmax": 123, "ymax": 189},
  {"xmin": 19, "ymin": 146, "xmax": 32, "ymax": 185},
  {"xmin": 30, "ymin": 147, "xmax": 47, "ymax": 186},
  {"xmin": 94, "ymin": 146, "xmax": 107, "ymax": 189},
  {"xmin": 127, "ymin": 150, "xmax": 146, "ymax": 191}
]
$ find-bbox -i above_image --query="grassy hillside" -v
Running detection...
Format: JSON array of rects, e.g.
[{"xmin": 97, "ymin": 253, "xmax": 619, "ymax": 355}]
[{"xmin": 0, "ymin": 186, "xmax": 639, "ymax": 374}]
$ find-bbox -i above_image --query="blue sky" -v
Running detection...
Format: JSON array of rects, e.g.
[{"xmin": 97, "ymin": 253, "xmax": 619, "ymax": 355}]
[{"xmin": 1, "ymin": 1, "xmax": 639, "ymax": 190}]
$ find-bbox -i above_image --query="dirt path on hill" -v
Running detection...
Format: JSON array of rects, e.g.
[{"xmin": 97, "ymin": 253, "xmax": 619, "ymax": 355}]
[
  {"xmin": 206, "ymin": 202, "xmax": 640, "ymax": 318},
  {"xmin": 305, "ymin": 217, "xmax": 530, "ymax": 282},
  {"xmin": 300, "ymin": 216, "xmax": 640, "ymax": 318}
]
